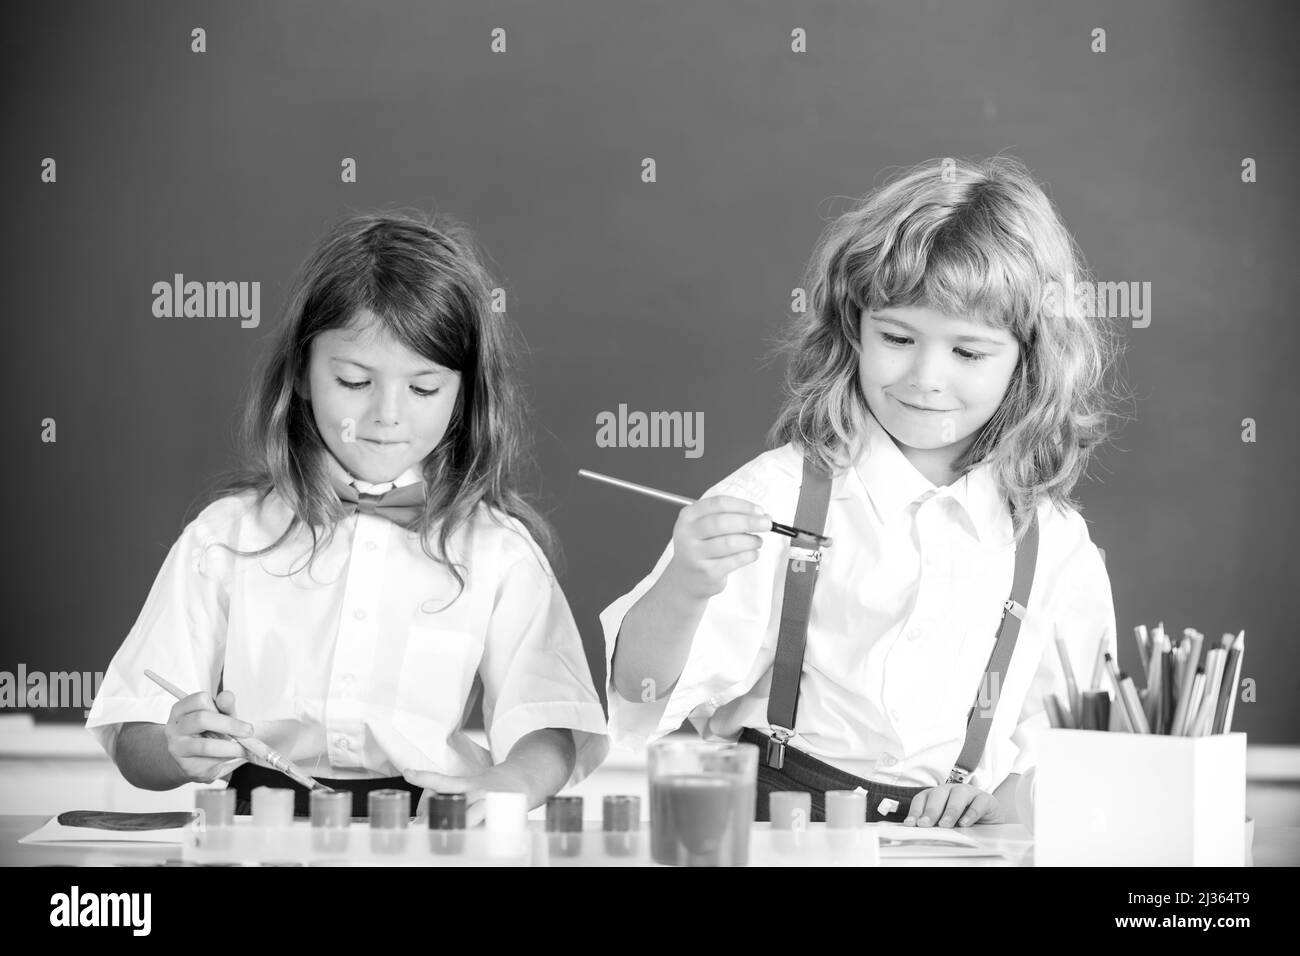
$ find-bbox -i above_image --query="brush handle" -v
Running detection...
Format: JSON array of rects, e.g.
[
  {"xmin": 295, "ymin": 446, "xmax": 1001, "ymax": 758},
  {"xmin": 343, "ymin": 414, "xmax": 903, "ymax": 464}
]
[
  {"xmin": 577, "ymin": 469, "xmax": 694, "ymax": 506},
  {"xmin": 144, "ymin": 669, "xmax": 329, "ymax": 791},
  {"xmin": 579, "ymin": 469, "xmax": 831, "ymax": 545}
]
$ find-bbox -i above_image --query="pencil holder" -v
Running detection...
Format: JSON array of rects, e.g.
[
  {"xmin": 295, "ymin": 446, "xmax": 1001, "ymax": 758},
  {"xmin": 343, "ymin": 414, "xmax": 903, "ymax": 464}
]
[{"xmin": 1033, "ymin": 728, "xmax": 1246, "ymax": 866}]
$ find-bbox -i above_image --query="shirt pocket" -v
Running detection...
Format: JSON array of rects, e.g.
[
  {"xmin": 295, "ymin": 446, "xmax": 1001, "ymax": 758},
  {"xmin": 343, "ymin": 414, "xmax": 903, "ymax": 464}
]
[{"xmin": 390, "ymin": 626, "xmax": 484, "ymax": 749}]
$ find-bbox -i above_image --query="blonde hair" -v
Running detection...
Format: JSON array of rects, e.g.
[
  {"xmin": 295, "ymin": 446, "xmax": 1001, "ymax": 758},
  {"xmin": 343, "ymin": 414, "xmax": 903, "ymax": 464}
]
[{"xmin": 770, "ymin": 156, "xmax": 1125, "ymax": 540}]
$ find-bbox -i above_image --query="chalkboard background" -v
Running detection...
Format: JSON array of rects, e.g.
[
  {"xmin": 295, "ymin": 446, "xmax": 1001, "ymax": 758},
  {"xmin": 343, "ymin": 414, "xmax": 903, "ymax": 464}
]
[{"xmin": 4, "ymin": 1, "xmax": 1297, "ymax": 743}]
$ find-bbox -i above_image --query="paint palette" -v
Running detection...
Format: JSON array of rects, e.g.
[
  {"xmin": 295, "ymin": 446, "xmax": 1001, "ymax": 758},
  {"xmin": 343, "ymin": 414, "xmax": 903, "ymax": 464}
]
[
  {"xmin": 180, "ymin": 818, "xmax": 892, "ymax": 867},
  {"xmin": 182, "ymin": 788, "xmax": 905, "ymax": 866}
]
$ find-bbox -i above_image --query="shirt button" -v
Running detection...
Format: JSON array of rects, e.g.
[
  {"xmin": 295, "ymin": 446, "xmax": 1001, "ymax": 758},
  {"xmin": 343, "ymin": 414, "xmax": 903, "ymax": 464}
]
[
  {"xmin": 907, "ymin": 627, "xmax": 922, "ymax": 641},
  {"xmin": 335, "ymin": 736, "xmax": 349, "ymax": 750},
  {"xmin": 880, "ymin": 754, "xmax": 898, "ymax": 767},
  {"xmin": 342, "ymin": 674, "xmax": 354, "ymax": 691},
  {"xmin": 365, "ymin": 540, "xmax": 378, "ymax": 551},
  {"xmin": 353, "ymin": 609, "xmax": 367, "ymax": 621}
]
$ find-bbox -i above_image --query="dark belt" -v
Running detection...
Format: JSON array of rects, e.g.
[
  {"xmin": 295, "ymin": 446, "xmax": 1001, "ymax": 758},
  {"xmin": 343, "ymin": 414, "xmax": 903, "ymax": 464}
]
[
  {"xmin": 227, "ymin": 763, "xmax": 423, "ymax": 818},
  {"xmin": 741, "ymin": 727, "xmax": 926, "ymax": 823}
]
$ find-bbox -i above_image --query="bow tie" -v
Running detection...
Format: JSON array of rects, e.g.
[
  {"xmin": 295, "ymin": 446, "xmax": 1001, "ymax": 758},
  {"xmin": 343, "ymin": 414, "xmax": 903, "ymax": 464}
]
[{"xmin": 330, "ymin": 475, "xmax": 426, "ymax": 527}]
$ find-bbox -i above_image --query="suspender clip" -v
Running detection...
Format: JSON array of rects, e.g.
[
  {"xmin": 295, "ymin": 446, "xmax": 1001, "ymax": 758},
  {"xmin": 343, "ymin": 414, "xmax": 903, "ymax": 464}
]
[
  {"xmin": 1003, "ymin": 598, "xmax": 1028, "ymax": 621},
  {"xmin": 766, "ymin": 726, "xmax": 793, "ymax": 770},
  {"xmin": 788, "ymin": 546, "xmax": 822, "ymax": 574},
  {"xmin": 947, "ymin": 766, "xmax": 973, "ymax": 785}
]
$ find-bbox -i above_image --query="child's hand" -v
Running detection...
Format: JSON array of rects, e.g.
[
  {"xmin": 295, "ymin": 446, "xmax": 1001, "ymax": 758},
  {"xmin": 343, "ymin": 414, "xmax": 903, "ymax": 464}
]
[
  {"xmin": 903, "ymin": 783, "xmax": 1007, "ymax": 828},
  {"xmin": 402, "ymin": 765, "xmax": 532, "ymax": 828},
  {"xmin": 664, "ymin": 495, "xmax": 772, "ymax": 600},
  {"xmin": 162, "ymin": 690, "xmax": 254, "ymax": 784}
]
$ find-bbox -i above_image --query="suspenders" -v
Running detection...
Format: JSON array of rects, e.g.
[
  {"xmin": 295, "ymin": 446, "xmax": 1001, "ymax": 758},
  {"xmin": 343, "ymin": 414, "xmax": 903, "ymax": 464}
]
[
  {"xmin": 764, "ymin": 460, "xmax": 833, "ymax": 770},
  {"xmin": 762, "ymin": 456, "xmax": 1041, "ymax": 788},
  {"xmin": 950, "ymin": 505, "xmax": 1039, "ymax": 783}
]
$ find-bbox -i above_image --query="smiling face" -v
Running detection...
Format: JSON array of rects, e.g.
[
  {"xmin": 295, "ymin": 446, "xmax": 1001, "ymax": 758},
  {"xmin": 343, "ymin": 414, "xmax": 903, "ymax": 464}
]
[
  {"xmin": 858, "ymin": 305, "xmax": 1020, "ymax": 485},
  {"xmin": 299, "ymin": 311, "xmax": 463, "ymax": 484}
]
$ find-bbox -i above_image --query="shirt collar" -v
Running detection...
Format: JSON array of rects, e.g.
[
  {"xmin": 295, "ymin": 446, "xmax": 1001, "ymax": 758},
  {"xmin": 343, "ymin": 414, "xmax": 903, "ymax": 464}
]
[
  {"xmin": 322, "ymin": 449, "xmax": 425, "ymax": 496},
  {"xmin": 840, "ymin": 412, "xmax": 1010, "ymax": 546}
]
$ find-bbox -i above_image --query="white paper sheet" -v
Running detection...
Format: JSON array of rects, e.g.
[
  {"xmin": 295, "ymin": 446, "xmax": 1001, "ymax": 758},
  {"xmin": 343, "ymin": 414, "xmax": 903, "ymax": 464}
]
[
  {"xmin": 871, "ymin": 823, "xmax": 1003, "ymax": 858},
  {"xmin": 19, "ymin": 816, "xmax": 187, "ymax": 847}
]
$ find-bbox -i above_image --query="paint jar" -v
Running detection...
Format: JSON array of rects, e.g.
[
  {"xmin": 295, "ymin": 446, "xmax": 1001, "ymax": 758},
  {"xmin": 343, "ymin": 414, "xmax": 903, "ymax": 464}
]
[
  {"xmin": 251, "ymin": 787, "xmax": 294, "ymax": 827},
  {"xmin": 649, "ymin": 740, "xmax": 757, "ymax": 866},
  {"xmin": 546, "ymin": 796, "xmax": 584, "ymax": 857},
  {"xmin": 368, "ymin": 789, "xmax": 411, "ymax": 854},
  {"xmin": 427, "ymin": 792, "xmax": 466, "ymax": 856},
  {"xmin": 602, "ymin": 795, "xmax": 640, "ymax": 857},
  {"xmin": 250, "ymin": 787, "xmax": 294, "ymax": 856},
  {"xmin": 195, "ymin": 787, "xmax": 235, "ymax": 826},
  {"xmin": 194, "ymin": 787, "xmax": 235, "ymax": 853},
  {"xmin": 310, "ymin": 790, "xmax": 351, "ymax": 854},
  {"xmin": 825, "ymin": 790, "xmax": 866, "ymax": 829},
  {"xmin": 769, "ymin": 791, "xmax": 811, "ymax": 854},
  {"xmin": 485, "ymin": 791, "xmax": 528, "ymax": 859}
]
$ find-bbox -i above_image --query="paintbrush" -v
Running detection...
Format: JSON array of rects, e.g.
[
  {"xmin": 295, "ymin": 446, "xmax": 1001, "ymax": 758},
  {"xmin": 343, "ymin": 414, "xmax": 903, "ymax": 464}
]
[
  {"xmin": 578, "ymin": 468, "xmax": 832, "ymax": 547},
  {"xmin": 144, "ymin": 669, "xmax": 334, "ymax": 794}
]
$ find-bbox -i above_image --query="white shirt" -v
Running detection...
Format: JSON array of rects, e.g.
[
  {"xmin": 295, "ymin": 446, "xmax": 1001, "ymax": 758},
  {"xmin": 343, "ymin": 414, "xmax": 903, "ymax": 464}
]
[
  {"xmin": 599, "ymin": 415, "xmax": 1116, "ymax": 791},
  {"xmin": 87, "ymin": 456, "xmax": 609, "ymax": 786}
]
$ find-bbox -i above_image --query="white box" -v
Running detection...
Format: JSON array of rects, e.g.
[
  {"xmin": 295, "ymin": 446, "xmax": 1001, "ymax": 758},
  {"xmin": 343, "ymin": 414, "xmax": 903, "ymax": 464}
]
[{"xmin": 1034, "ymin": 728, "xmax": 1246, "ymax": 866}]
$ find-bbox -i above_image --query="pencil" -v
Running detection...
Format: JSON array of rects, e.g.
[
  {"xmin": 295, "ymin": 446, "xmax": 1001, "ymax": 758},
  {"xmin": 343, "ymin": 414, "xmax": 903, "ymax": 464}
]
[
  {"xmin": 1105, "ymin": 653, "xmax": 1145, "ymax": 733},
  {"xmin": 1190, "ymin": 649, "xmax": 1227, "ymax": 737},
  {"xmin": 1204, "ymin": 648, "xmax": 1229, "ymax": 736},
  {"xmin": 1080, "ymin": 690, "xmax": 1110, "ymax": 732},
  {"xmin": 1148, "ymin": 624, "xmax": 1167, "ymax": 695},
  {"xmin": 1044, "ymin": 696, "xmax": 1062, "ymax": 728},
  {"xmin": 1170, "ymin": 631, "xmax": 1203, "ymax": 736},
  {"xmin": 1189, "ymin": 629, "xmax": 1209, "ymax": 667},
  {"xmin": 144, "ymin": 669, "xmax": 334, "ymax": 793},
  {"xmin": 1212, "ymin": 632, "xmax": 1245, "ymax": 734},
  {"xmin": 1170, "ymin": 647, "xmax": 1180, "ymax": 738},
  {"xmin": 1134, "ymin": 624, "xmax": 1150, "ymax": 675},
  {"xmin": 1119, "ymin": 676, "xmax": 1151, "ymax": 734},
  {"xmin": 1046, "ymin": 694, "xmax": 1072, "ymax": 729},
  {"xmin": 1054, "ymin": 630, "xmax": 1081, "ymax": 723},
  {"xmin": 578, "ymin": 468, "xmax": 832, "ymax": 546},
  {"xmin": 1220, "ymin": 631, "xmax": 1245, "ymax": 733},
  {"xmin": 1182, "ymin": 671, "xmax": 1206, "ymax": 736},
  {"xmin": 1107, "ymin": 693, "xmax": 1128, "ymax": 731},
  {"xmin": 1090, "ymin": 691, "xmax": 1111, "ymax": 732},
  {"xmin": 1143, "ymin": 635, "xmax": 1164, "ymax": 733},
  {"xmin": 1089, "ymin": 635, "xmax": 1109, "ymax": 691}
]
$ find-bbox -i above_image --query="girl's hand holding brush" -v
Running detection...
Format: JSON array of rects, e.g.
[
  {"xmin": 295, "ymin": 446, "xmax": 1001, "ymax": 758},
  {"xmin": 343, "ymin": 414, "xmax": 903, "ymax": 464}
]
[{"xmin": 161, "ymin": 688, "xmax": 254, "ymax": 784}]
